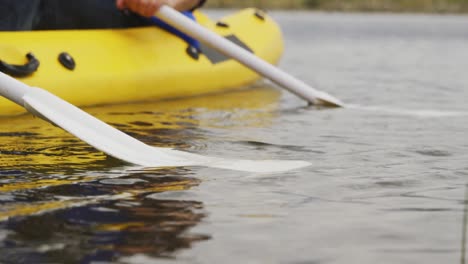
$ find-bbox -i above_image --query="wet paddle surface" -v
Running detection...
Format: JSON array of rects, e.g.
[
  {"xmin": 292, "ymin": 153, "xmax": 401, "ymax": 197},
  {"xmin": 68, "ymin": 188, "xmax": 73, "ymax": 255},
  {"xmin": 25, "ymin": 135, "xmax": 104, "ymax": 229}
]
[{"xmin": 1, "ymin": 10, "xmax": 468, "ymax": 264}]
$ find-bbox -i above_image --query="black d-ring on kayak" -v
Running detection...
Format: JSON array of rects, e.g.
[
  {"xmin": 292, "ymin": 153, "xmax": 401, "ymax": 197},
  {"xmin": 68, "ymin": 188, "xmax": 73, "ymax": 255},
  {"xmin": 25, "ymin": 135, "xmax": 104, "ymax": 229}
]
[
  {"xmin": 0, "ymin": 53, "xmax": 40, "ymax": 77},
  {"xmin": 58, "ymin": 52, "xmax": 76, "ymax": 71}
]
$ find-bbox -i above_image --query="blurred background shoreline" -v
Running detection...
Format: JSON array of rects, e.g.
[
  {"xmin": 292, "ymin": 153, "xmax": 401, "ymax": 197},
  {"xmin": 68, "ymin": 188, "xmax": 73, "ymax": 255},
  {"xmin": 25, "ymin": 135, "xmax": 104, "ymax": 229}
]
[{"xmin": 205, "ymin": 0, "xmax": 468, "ymax": 13}]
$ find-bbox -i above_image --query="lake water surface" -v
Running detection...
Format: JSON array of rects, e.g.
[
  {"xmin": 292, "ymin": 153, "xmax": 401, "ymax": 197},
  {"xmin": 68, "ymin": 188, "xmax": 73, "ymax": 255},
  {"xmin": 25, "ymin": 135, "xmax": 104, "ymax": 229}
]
[{"xmin": 1, "ymin": 10, "xmax": 468, "ymax": 264}]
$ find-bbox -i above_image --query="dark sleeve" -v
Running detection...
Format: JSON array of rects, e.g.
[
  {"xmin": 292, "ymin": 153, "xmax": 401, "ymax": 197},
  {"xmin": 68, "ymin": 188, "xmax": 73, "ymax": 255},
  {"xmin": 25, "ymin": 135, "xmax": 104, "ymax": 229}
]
[{"xmin": 190, "ymin": 0, "xmax": 206, "ymax": 11}]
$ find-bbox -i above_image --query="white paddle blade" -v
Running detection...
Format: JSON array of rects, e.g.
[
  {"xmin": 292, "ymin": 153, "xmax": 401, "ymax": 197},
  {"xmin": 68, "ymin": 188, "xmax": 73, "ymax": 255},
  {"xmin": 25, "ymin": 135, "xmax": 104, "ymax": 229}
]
[
  {"xmin": 23, "ymin": 87, "xmax": 310, "ymax": 172},
  {"xmin": 203, "ymin": 158, "xmax": 311, "ymax": 173},
  {"xmin": 156, "ymin": 6, "xmax": 344, "ymax": 107}
]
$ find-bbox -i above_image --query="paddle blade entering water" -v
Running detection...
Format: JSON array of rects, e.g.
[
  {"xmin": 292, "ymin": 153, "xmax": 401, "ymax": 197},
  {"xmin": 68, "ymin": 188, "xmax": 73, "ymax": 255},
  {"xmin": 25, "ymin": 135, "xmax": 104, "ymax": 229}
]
[
  {"xmin": 23, "ymin": 87, "xmax": 310, "ymax": 173},
  {"xmin": 152, "ymin": 149, "xmax": 311, "ymax": 173},
  {"xmin": 202, "ymin": 158, "xmax": 311, "ymax": 173}
]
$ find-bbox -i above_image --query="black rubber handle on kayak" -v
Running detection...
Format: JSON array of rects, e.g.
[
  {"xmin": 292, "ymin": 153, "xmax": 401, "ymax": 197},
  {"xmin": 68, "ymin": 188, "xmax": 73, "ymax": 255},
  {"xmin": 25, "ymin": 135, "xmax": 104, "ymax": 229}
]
[{"xmin": 0, "ymin": 53, "xmax": 40, "ymax": 77}]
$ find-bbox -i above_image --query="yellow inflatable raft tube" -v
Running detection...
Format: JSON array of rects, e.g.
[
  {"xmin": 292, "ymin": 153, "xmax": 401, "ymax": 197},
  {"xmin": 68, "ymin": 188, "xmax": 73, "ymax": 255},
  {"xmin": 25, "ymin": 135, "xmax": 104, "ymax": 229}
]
[{"xmin": 0, "ymin": 8, "xmax": 283, "ymax": 115}]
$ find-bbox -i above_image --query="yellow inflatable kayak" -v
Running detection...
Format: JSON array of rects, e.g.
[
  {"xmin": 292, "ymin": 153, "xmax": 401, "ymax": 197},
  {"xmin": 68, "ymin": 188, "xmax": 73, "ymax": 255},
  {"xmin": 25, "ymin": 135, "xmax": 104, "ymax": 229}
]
[{"xmin": 0, "ymin": 8, "xmax": 283, "ymax": 116}]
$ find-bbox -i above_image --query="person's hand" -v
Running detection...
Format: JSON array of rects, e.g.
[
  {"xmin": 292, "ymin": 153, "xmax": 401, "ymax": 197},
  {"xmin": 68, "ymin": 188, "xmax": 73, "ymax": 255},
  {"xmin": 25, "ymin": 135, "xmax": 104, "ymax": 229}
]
[
  {"xmin": 116, "ymin": 0, "xmax": 165, "ymax": 17},
  {"xmin": 116, "ymin": 0, "xmax": 201, "ymax": 17}
]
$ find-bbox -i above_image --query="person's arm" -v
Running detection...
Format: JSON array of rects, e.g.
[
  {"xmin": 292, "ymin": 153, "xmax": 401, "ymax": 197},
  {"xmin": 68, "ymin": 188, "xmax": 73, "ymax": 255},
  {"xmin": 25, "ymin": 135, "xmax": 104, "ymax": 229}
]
[{"xmin": 116, "ymin": 0, "xmax": 205, "ymax": 17}]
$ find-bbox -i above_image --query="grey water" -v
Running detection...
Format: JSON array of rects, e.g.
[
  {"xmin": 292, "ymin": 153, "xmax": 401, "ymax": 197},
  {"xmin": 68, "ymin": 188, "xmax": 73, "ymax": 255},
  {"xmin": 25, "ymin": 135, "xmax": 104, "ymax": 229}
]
[{"xmin": 1, "ymin": 10, "xmax": 468, "ymax": 264}]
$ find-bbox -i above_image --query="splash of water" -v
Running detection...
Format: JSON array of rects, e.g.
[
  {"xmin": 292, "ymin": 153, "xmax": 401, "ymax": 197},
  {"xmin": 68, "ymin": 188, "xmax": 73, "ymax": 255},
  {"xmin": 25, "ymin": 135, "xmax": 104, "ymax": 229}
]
[{"xmin": 346, "ymin": 104, "xmax": 468, "ymax": 118}]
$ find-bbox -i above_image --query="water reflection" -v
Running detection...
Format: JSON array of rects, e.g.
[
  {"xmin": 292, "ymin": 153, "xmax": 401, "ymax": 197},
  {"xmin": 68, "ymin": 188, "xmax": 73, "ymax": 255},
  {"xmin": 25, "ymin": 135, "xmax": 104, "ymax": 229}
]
[
  {"xmin": 0, "ymin": 85, "xmax": 281, "ymax": 263},
  {"xmin": 0, "ymin": 169, "xmax": 209, "ymax": 263},
  {"xmin": 0, "ymin": 84, "xmax": 280, "ymax": 170}
]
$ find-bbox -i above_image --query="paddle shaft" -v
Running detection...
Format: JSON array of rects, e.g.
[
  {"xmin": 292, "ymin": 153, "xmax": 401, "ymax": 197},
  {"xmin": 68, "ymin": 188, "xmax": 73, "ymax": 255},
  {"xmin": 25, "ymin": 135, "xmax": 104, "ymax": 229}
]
[
  {"xmin": 0, "ymin": 72, "xmax": 29, "ymax": 106},
  {"xmin": 156, "ymin": 6, "xmax": 344, "ymax": 107}
]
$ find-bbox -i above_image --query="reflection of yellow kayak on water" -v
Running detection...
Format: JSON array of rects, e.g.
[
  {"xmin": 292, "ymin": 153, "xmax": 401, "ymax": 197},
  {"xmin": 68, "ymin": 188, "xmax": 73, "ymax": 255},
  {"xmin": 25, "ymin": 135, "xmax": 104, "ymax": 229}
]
[
  {"xmin": 0, "ymin": 86, "xmax": 281, "ymax": 168},
  {"xmin": 0, "ymin": 175, "xmax": 199, "ymax": 222},
  {"xmin": 0, "ymin": 8, "xmax": 283, "ymax": 115},
  {"xmin": 0, "ymin": 86, "xmax": 281, "ymax": 224}
]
